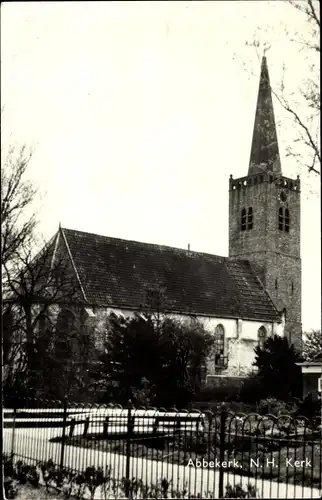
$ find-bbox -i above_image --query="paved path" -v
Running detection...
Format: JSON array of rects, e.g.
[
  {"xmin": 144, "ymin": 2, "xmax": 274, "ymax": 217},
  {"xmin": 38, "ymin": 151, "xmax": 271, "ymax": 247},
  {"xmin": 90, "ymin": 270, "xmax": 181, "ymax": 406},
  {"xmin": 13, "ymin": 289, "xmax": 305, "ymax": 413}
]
[{"xmin": 3, "ymin": 428, "xmax": 321, "ymax": 499}]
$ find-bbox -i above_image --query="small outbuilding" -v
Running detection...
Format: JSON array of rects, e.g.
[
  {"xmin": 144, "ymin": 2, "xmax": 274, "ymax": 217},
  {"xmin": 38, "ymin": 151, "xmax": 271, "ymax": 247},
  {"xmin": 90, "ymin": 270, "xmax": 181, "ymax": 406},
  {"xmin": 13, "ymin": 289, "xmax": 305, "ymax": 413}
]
[{"xmin": 296, "ymin": 352, "xmax": 322, "ymax": 398}]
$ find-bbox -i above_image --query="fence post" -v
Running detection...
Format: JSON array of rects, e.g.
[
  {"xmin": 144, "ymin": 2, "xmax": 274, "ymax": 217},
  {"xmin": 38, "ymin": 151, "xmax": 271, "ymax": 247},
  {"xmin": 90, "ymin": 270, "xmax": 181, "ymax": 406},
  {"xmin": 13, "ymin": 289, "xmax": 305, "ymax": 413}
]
[
  {"xmin": 218, "ymin": 404, "xmax": 227, "ymax": 499},
  {"xmin": 103, "ymin": 416, "xmax": 109, "ymax": 437},
  {"xmin": 83, "ymin": 417, "xmax": 90, "ymax": 438},
  {"xmin": 125, "ymin": 403, "xmax": 134, "ymax": 498},
  {"xmin": 11, "ymin": 406, "xmax": 17, "ymax": 464},
  {"xmin": 69, "ymin": 418, "xmax": 75, "ymax": 438},
  {"xmin": 60, "ymin": 397, "xmax": 68, "ymax": 470}
]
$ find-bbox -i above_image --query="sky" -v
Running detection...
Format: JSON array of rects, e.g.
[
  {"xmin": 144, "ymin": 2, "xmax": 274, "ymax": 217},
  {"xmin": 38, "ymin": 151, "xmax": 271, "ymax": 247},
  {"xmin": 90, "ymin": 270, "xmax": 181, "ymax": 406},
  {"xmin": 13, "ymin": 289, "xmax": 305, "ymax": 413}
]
[{"xmin": 1, "ymin": 1, "xmax": 320, "ymax": 331}]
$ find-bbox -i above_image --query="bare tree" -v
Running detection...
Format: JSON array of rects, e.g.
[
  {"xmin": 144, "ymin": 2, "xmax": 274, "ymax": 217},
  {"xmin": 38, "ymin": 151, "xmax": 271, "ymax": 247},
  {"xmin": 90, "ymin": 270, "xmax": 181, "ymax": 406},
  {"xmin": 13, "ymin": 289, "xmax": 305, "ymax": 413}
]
[
  {"xmin": 278, "ymin": 0, "xmax": 320, "ymax": 174},
  {"xmin": 2, "ymin": 236, "xmax": 88, "ymax": 400},
  {"xmin": 1, "ymin": 138, "xmax": 97, "ymax": 402},
  {"xmin": 242, "ymin": 0, "xmax": 320, "ymax": 175},
  {"xmin": 1, "ymin": 144, "xmax": 38, "ymax": 270},
  {"xmin": 1, "ymin": 139, "xmax": 39, "ymax": 401},
  {"xmin": 302, "ymin": 329, "xmax": 322, "ymax": 361}
]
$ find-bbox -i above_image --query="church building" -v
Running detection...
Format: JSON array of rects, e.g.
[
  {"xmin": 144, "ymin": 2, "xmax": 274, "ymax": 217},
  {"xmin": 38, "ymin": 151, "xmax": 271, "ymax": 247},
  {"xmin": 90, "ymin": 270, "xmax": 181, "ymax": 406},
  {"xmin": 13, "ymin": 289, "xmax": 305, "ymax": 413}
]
[{"xmin": 43, "ymin": 56, "xmax": 302, "ymax": 376}]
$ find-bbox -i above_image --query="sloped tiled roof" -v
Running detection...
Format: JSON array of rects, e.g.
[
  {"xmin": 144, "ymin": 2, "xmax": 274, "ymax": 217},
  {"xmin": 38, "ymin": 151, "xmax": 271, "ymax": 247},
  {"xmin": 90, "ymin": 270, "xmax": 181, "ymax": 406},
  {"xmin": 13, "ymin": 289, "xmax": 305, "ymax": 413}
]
[{"xmin": 60, "ymin": 228, "xmax": 280, "ymax": 323}]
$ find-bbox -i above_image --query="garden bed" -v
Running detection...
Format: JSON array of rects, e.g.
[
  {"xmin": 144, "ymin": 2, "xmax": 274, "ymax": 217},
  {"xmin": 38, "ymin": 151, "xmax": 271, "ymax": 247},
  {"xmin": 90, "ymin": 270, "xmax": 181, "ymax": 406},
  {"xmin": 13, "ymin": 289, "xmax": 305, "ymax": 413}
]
[
  {"xmin": 58, "ymin": 431, "xmax": 321, "ymax": 490},
  {"xmin": 2, "ymin": 455, "xmax": 262, "ymax": 499}
]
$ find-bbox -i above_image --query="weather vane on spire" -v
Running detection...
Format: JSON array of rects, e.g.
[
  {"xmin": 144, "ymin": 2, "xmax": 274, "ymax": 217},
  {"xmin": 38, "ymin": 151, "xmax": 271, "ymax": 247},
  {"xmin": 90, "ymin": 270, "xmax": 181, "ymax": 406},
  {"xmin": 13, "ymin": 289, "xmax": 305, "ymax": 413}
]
[{"xmin": 263, "ymin": 42, "xmax": 271, "ymax": 56}]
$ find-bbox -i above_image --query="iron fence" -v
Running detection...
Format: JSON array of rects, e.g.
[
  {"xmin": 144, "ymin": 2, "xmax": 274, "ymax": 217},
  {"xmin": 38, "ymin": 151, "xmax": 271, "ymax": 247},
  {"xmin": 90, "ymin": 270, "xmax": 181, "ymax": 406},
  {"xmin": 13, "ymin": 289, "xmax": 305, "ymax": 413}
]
[{"xmin": 3, "ymin": 398, "xmax": 322, "ymax": 499}]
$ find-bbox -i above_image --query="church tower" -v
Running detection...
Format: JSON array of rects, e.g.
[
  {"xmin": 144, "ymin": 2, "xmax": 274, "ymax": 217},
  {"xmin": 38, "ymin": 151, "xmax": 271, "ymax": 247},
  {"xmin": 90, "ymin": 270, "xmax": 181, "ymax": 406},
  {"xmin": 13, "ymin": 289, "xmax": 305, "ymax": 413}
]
[{"xmin": 228, "ymin": 56, "xmax": 302, "ymax": 350}]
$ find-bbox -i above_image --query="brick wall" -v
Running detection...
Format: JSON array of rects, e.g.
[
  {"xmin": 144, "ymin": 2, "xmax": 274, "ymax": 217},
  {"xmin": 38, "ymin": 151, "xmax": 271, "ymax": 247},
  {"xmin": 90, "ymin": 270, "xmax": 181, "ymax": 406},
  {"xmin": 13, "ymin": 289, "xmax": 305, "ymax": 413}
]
[{"xmin": 228, "ymin": 172, "xmax": 302, "ymax": 351}]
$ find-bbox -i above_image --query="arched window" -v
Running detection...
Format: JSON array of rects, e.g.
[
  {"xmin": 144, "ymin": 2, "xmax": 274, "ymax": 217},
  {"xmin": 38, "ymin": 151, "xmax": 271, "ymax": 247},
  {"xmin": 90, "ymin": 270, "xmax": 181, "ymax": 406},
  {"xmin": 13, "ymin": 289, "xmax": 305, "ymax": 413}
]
[
  {"xmin": 214, "ymin": 324, "xmax": 227, "ymax": 368},
  {"xmin": 258, "ymin": 326, "xmax": 267, "ymax": 349},
  {"xmin": 247, "ymin": 207, "xmax": 253, "ymax": 230},
  {"xmin": 56, "ymin": 309, "xmax": 75, "ymax": 332},
  {"xmin": 55, "ymin": 309, "xmax": 76, "ymax": 358},
  {"xmin": 241, "ymin": 208, "xmax": 253, "ymax": 231},
  {"xmin": 278, "ymin": 207, "xmax": 284, "ymax": 230},
  {"xmin": 214, "ymin": 324, "xmax": 225, "ymax": 355},
  {"xmin": 275, "ymin": 278, "xmax": 278, "ymax": 290},
  {"xmin": 278, "ymin": 207, "xmax": 290, "ymax": 232},
  {"xmin": 241, "ymin": 209, "xmax": 247, "ymax": 231},
  {"xmin": 285, "ymin": 209, "xmax": 290, "ymax": 232}
]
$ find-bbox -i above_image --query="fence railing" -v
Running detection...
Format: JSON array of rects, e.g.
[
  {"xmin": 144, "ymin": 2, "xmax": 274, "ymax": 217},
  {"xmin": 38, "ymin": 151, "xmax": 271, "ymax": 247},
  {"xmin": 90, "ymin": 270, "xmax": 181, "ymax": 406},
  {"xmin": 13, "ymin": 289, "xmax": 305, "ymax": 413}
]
[{"xmin": 3, "ymin": 398, "xmax": 322, "ymax": 499}]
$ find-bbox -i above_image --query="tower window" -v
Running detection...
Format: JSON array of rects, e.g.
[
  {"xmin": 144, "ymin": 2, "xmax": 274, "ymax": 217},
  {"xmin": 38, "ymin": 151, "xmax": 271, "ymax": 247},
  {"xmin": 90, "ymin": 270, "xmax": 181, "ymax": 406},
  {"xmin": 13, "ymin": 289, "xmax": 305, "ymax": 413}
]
[
  {"xmin": 278, "ymin": 207, "xmax": 284, "ymax": 230},
  {"xmin": 247, "ymin": 207, "xmax": 253, "ymax": 229},
  {"xmin": 241, "ymin": 208, "xmax": 247, "ymax": 231},
  {"xmin": 278, "ymin": 207, "xmax": 290, "ymax": 232},
  {"xmin": 258, "ymin": 326, "xmax": 267, "ymax": 349},
  {"xmin": 275, "ymin": 278, "xmax": 278, "ymax": 290},
  {"xmin": 291, "ymin": 281, "xmax": 294, "ymax": 295},
  {"xmin": 241, "ymin": 207, "xmax": 253, "ymax": 231},
  {"xmin": 285, "ymin": 209, "xmax": 290, "ymax": 232}
]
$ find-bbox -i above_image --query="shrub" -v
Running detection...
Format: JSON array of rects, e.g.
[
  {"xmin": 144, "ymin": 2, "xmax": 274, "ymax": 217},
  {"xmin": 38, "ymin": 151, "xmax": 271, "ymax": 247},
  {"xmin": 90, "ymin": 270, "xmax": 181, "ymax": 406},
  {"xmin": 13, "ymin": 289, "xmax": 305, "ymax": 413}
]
[
  {"xmin": 195, "ymin": 373, "xmax": 271, "ymax": 406},
  {"xmin": 40, "ymin": 458, "xmax": 66, "ymax": 490},
  {"xmin": 2, "ymin": 458, "xmax": 40, "ymax": 497},
  {"xmin": 224, "ymin": 483, "xmax": 260, "ymax": 498},
  {"xmin": 3, "ymin": 453, "xmax": 14, "ymax": 477},
  {"xmin": 258, "ymin": 398, "xmax": 289, "ymax": 415},
  {"xmin": 4, "ymin": 477, "xmax": 18, "ymax": 499},
  {"xmin": 26, "ymin": 465, "xmax": 40, "ymax": 488},
  {"xmin": 196, "ymin": 377, "xmax": 244, "ymax": 402},
  {"xmin": 175, "ymin": 429, "xmax": 210, "ymax": 455},
  {"xmin": 116, "ymin": 479, "xmax": 261, "ymax": 498},
  {"xmin": 119, "ymin": 477, "xmax": 173, "ymax": 499},
  {"xmin": 98, "ymin": 313, "xmax": 214, "ymax": 408},
  {"xmin": 38, "ymin": 460, "xmax": 112, "ymax": 499},
  {"xmin": 15, "ymin": 461, "xmax": 31, "ymax": 484},
  {"xmin": 3, "ymin": 454, "xmax": 18, "ymax": 499},
  {"xmin": 236, "ymin": 375, "xmax": 265, "ymax": 404},
  {"xmin": 253, "ymin": 335, "xmax": 302, "ymax": 400},
  {"xmin": 296, "ymin": 392, "xmax": 321, "ymax": 421},
  {"xmin": 83, "ymin": 465, "xmax": 111, "ymax": 499}
]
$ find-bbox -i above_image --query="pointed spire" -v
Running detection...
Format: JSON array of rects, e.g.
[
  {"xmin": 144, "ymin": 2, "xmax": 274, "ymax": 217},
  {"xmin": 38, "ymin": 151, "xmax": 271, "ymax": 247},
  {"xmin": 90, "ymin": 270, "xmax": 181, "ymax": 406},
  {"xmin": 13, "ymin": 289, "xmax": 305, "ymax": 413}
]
[{"xmin": 248, "ymin": 56, "xmax": 281, "ymax": 176}]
